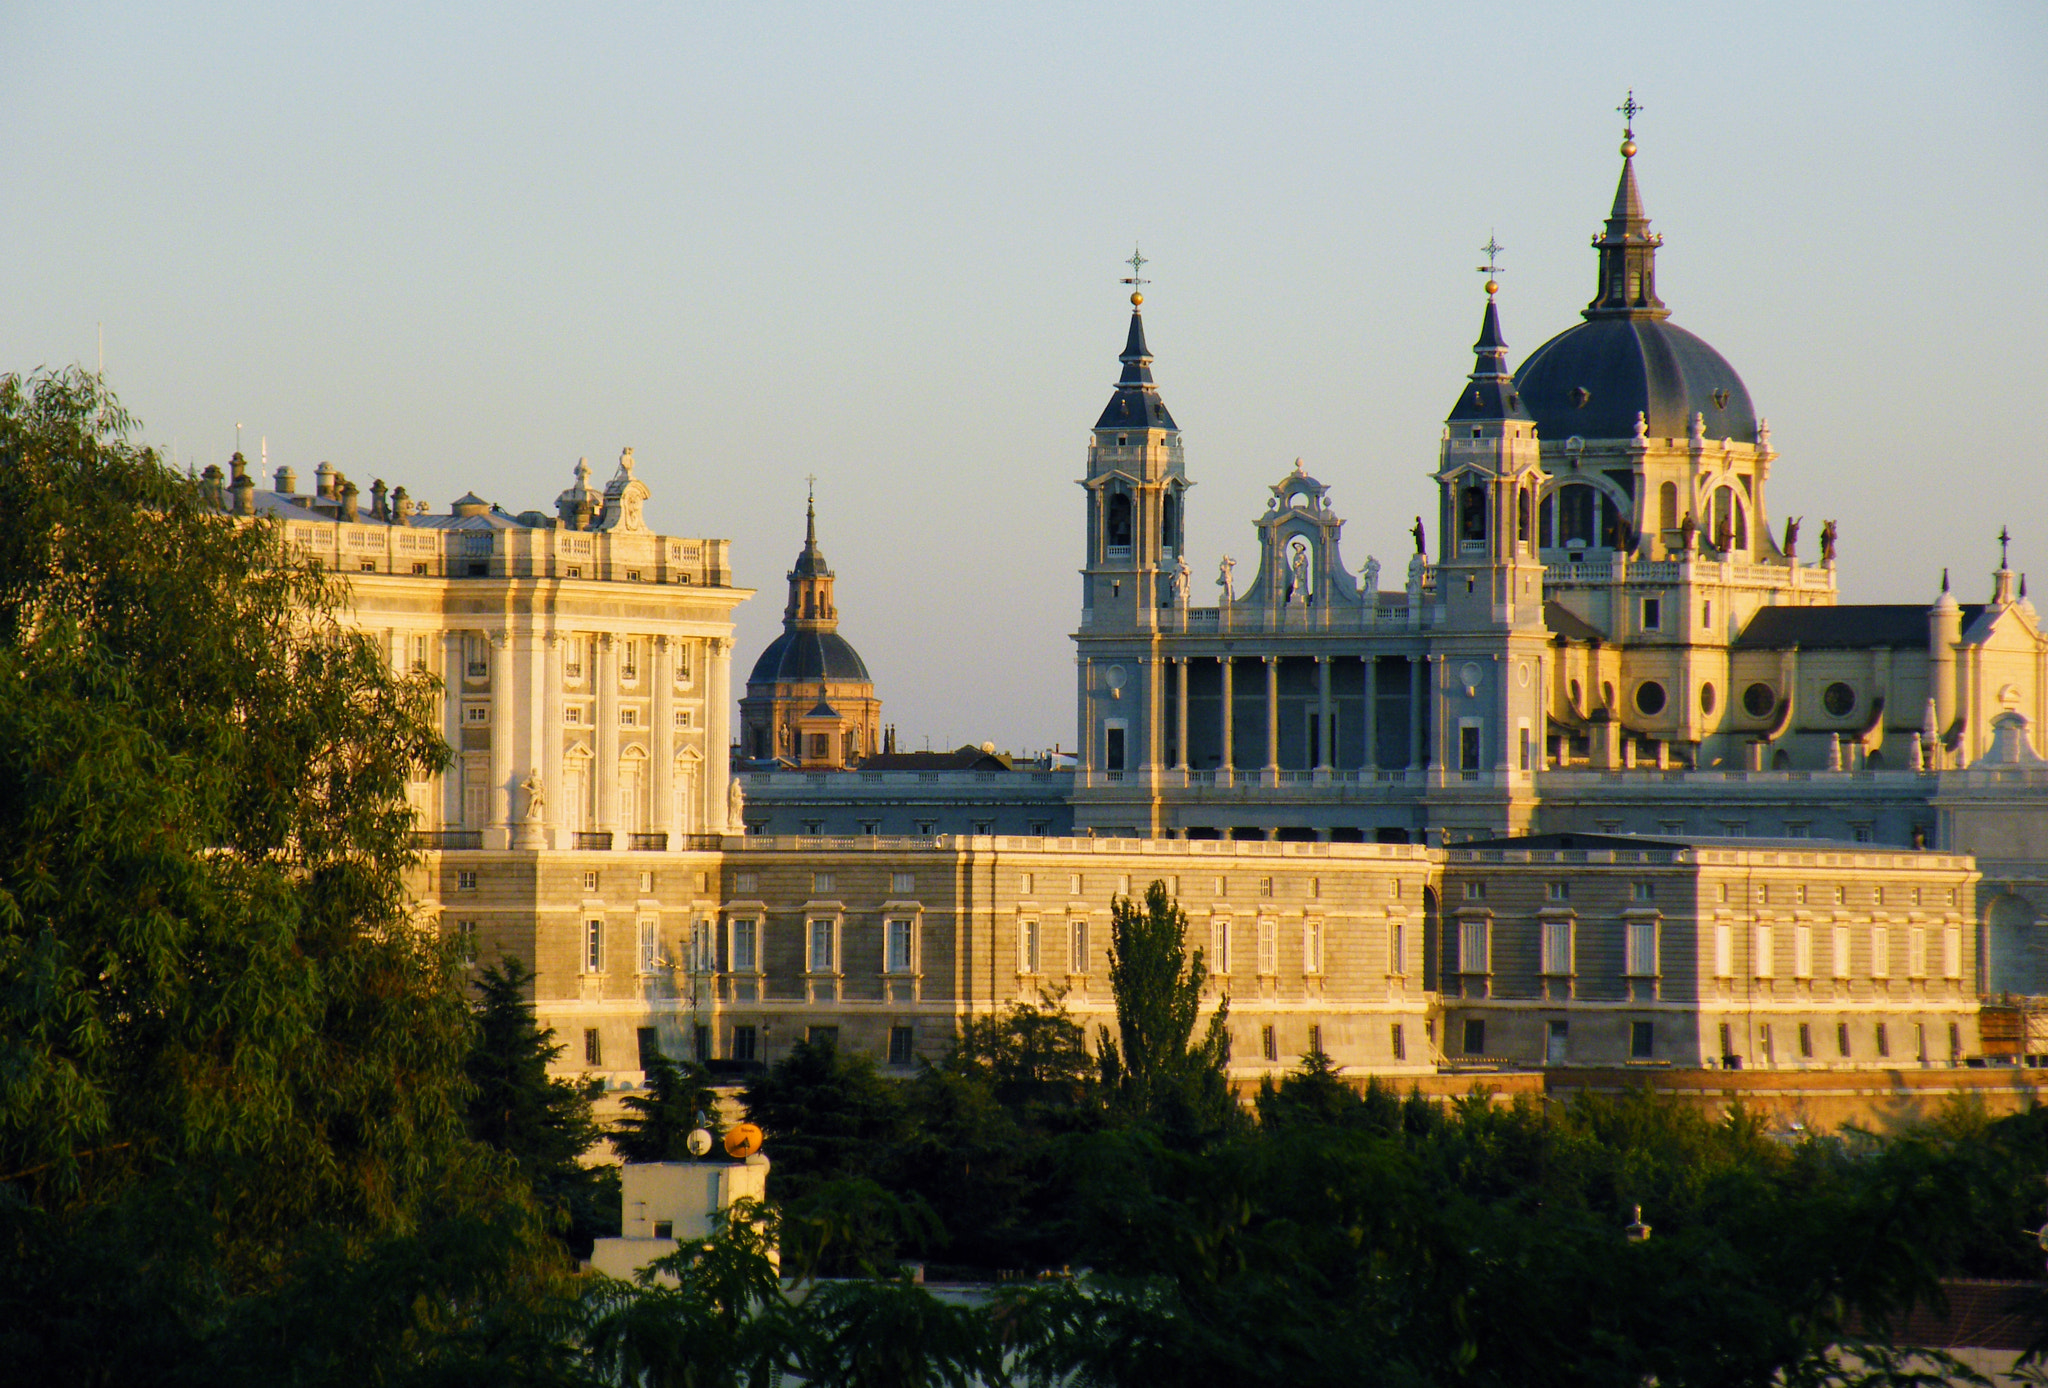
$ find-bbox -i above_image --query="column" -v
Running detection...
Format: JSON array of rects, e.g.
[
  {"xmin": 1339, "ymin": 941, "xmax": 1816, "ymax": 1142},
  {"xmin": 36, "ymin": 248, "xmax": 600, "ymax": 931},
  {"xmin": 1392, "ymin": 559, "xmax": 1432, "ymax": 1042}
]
[
  {"xmin": 1079, "ymin": 657, "xmax": 1095, "ymax": 781},
  {"xmin": 487, "ymin": 629, "xmax": 512, "ymax": 848},
  {"xmin": 707, "ymin": 637, "xmax": 733, "ymax": 835},
  {"xmin": 542, "ymin": 633, "xmax": 564, "ymax": 849},
  {"xmin": 1174, "ymin": 658, "xmax": 1190, "ymax": 772},
  {"xmin": 441, "ymin": 631, "xmax": 465, "ymax": 829},
  {"xmin": 1145, "ymin": 655, "xmax": 1164, "ymax": 771},
  {"xmin": 654, "ymin": 635, "xmax": 676, "ymax": 845},
  {"xmin": 1264, "ymin": 656, "xmax": 1280, "ymax": 778},
  {"xmin": 595, "ymin": 633, "xmax": 618, "ymax": 837},
  {"xmin": 1408, "ymin": 656, "xmax": 1425, "ymax": 772},
  {"xmin": 1315, "ymin": 656, "xmax": 1333, "ymax": 772},
  {"xmin": 1362, "ymin": 655, "xmax": 1378, "ymax": 771},
  {"xmin": 1219, "ymin": 656, "xmax": 1234, "ymax": 782}
]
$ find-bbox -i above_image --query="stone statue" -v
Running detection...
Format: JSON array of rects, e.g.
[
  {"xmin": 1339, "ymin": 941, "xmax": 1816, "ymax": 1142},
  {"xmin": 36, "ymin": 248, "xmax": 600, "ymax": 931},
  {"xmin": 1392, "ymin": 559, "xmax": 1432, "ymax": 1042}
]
[
  {"xmin": 1679, "ymin": 510, "xmax": 1697, "ymax": 553},
  {"xmin": 1820, "ymin": 519, "xmax": 1838, "ymax": 565},
  {"xmin": 726, "ymin": 775, "xmax": 746, "ymax": 828},
  {"xmin": 1783, "ymin": 516, "xmax": 1801, "ymax": 557},
  {"xmin": 520, "ymin": 768, "xmax": 546, "ymax": 823},
  {"xmin": 1361, "ymin": 555, "xmax": 1381, "ymax": 595},
  {"xmin": 1170, "ymin": 553, "xmax": 1191, "ymax": 606},
  {"xmin": 1410, "ymin": 516, "xmax": 1426, "ymax": 555},
  {"xmin": 1217, "ymin": 555, "xmax": 1237, "ymax": 604},
  {"xmin": 1288, "ymin": 540, "xmax": 1311, "ymax": 605}
]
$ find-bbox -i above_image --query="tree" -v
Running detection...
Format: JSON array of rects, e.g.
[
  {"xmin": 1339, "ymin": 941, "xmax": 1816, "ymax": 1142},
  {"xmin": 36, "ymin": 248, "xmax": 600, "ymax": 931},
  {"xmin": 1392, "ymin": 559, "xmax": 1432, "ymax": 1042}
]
[
  {"xmin": 1096, "ymin": 881, "xmax": 1236, "ymax": 1142},
  {"xmin": 612, "ymin": 1051, "xmax": 724, "ymax": 1163},
  {"xmin": 742, "ymin": 1037, "xmax": 909, "ymax": 1203},
  {"xmin": 465, "ymin": 957, "xmax": 616, "ymax": 1254}
]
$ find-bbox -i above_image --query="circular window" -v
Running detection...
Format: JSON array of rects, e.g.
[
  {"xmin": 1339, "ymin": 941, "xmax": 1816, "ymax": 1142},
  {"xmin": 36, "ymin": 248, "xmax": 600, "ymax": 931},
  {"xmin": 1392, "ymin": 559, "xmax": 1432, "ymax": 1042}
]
[
  {"xmin": 1823, "ymin": 682, "xmax": 1856, "ymax": 717},
  {"xmin": 1635, "ymin": 681, "xmax": 1667, "ymax": 716},
  {"xmin": 1700, "ymin": 683, "xmax": 1717, "ymax": 715},
  {"xmin": 1743, "ymin": 682, "xmax": 1776, "ymax": 718}
]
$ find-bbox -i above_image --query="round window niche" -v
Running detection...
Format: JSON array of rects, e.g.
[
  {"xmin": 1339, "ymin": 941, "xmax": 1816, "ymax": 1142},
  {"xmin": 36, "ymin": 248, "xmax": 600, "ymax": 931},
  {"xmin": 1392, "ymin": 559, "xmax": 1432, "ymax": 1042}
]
[
  {"xmin": 1635, "ymin": 681, "xmax": 1668, "ymax": 716},
  {"xmin": 1742, "ymin": 682, "xmax": 1776, "ymax": 718},
  {"xmin": 1822, "ymin": 681, "xmax": 1856, "ymax": 717},
  {"xmin": 1700, "ymin": 683, "xmax": 1717, "ymax": 715}
]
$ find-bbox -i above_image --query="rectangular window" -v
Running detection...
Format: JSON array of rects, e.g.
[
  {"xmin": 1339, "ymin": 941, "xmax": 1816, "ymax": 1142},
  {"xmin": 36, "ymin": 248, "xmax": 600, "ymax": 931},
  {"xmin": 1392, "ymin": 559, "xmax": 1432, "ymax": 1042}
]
[
  {"xmin": 1257, "ymin": 918, "xmax": 1278, "ymax": 975},
  {"xmin": 808, "ymin": 919, "xmax": 835, "ymax": 973},
  {"xmin": 1798, "ymin": 1022, "xmax": 1814, "ymax": 1059},
  {"xmin": 1631, "ymin": 882, "xmax": 1656, "ymax": 903},
  {"xmin": 1463, "ymin": 881, "xmax": 1486, "ymax": 901},
  {"xmin": 733, "ymin": 871, "xmax": 757, "ymax": 894},
  {"xmin": 1875, "ymin": 1022, "xmax": 1890, "ymax": 1058},
  {"xmin": 812, "ymin": 871, "xmax": 835, "ymax": 894},
  {"xmin": 1714, "ymin": 923, "xmax": 1733, "ymax": 978},
  {"xmin": 1833, "ymin": 924, "xmax": 1852, "ymax": 979},
  {"xmin": 674, "ymin": 710, "xmax": 690, "ymax": 728},
  {"xmin": 1071, "ymin": 918, "xmax": 1089, "ymax": 974},
  {"xmin": 1916, "ymin": 1022, "xmax": 1928, "ymax": 1062},
  {"xmin": 637, "ymin": 1026, "xmax": 661, "ymax": 1069},
  {"xmin": 584, "ymin": 869, "xmax": 600, "ymax": 892},
  {"xmin": 1719, "ymin": 1022, "xmax": 1734, "ymax": 1060},
  {"xmin": 1307, "ymin": 1023, "xmax": 1324, "ymax": 1056},
  {"xmin": 621, "ymin": 640, "xmax": 640, "ymax": 681},
  {"xmin": 690, "ymin": 919, "xmax": 713, "ymax": 973},
  {"xmin": 888, "ymin": 1026, "xmax": 915, "ymax": 1066},
  {"xmin": 1753, "ymin": 925, "xmax": 1774, "ymax": 978},
  {"xmin": 694, "ymin": 1025, "xmax": 711, "ymax": 1063},
  {"xmin": 1949, "ymin": 1022, "xmax": 1962, "ymax": 1060},
  {"xmin": 1794, "ymin": 924, "xmax": 1813, "ymax": 979},
  {"xmin": 1105, "ymin": 725, "xmax": 1126, "ymax": 771},
  {"xmin": 1304, "ymin": 918, "xmax": 1324, "ymax": 975},
  {"xmin": 886, "ymin": 918, "xmax": 914, "ymax": 973},
  {"xmin": 1390, "ymin": 1022, "xmax": 1408, "ymax": 1061},
  {"xmin": 1259, "ymin": 876, "xmax": 1274, "ymax": 898},
  {"xmin": 1944, "ymin": 926, "xmax": 1963, "ymax": 979},
  {"xmin": 1630, "ymin": 1021, "xmax": 1654, "ymax": 1059},
  {"xmin": 584, "ymin": 919, "xmax": 604, "ymax": 973},
  {"xmin": 1625, "ymin": 919, "xmax": 1658, "ymax": 977},
  {"xmin": 730, "ymin": 918, "xmax": 758, "ymax": 972},
  {"xmin": 1546, "ymin": 881, "xmax": 1570, "ymax": 902},
  {"xmin": 1389, "ymin": 919, "xmax": 1406, "ymax": 975},
  {"xmin": 731, "ymin": 1025, "xmax": 758, "ymax": 1062},
  {"xmin": 457, "ymin": 870, "xmax": 478, "ymax": 891},
  {"xmin": 676, "ymin": 644, "xmax": 693, "ymax": 683},
  {"xmin": 1908, "ymin": 926, "xmax": 1928, "ymax": 979},
  {"xmin": 1071, "ymin": 874, "xmax": 1084, "ymax": 896},
  {"xmin": 1019, "ymin": 871, "xmax": 1034, "ymax": 895},
  {"xmin": 1838, "ymin": 1021, "xmax": 1851, "ymax": 1057},
  {"xmin": 1461, "ymin": 918, "xmax": 1491, "ymax": 973},
  {"xmin": 1462, "ymin": 1019, "xmax": 1485, "ymax": 1055},
  {"xmin": 1261, "ymin": 1025, "xmax": 1277, "ymax": 1063},
  {"xmin": 1019, "ymin": 918, "xmax": 1040, "ymax": 974},
  {"xmin": 1541, "ymin": 918, "xmax": 1573, "ymax": 975},
  {"xmin": 1871, "ymin": 925, "xmax": 1890, "ymax": 978},
  {"xmin": 639, "ymin": 918, "xmax": 658, "ymax": 973},
  {"xmin": 1759, "ymin": 1023, "xmax": 1775, "ymax": 1062},
  {"xmin": 1642, "ymin": 597, "xmax": 1662, "ymax": 630},
  {"xmin": 1459, "ymin": 723, "xmax": 1481, "ymax": 773},
  {"xmin": 1211, "ymin": 919, "xmax": 1232, "ymax": 975},
  {"xmin": 892, "ymin": 872, "xmax": 915, "ymax": 894},
  {"xmin": 639, "ymin": 870, "xmax": 655, "ymax": 893},
  {"xmin": 584, "ymin": 1028, "xmax": 602, "ymax": 1067}
]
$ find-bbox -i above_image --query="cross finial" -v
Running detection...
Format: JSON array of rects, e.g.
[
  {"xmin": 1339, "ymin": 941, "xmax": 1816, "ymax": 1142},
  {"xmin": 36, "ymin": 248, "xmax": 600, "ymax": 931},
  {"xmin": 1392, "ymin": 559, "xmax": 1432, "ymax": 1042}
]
[
  {"xmin": 1121, "ymin": 245, "xmax": 1150, "ymax": 288},
  {"xmin": 804, "ymin": 473, "xmax": 818, "ymax": 503},
  {"xmin": 1477, "ymin": 233, "xmax": 1505, "ymax": 295},
  {"xmin": 1617, "ymin": 89, "xmax": 1644, "ymax": 136},
  {"xmin": 2000, "ymin": 526, "xmax": 2012, "ymax": 568}
]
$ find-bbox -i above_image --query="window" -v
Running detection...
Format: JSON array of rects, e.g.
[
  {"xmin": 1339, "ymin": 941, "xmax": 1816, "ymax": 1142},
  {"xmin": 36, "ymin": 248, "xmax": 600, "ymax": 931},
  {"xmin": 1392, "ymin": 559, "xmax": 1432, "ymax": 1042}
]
[
  {"xmin": 621, "ymin": 640, "xmax": 640, "ymax": 681},
  {"xmin": 812, "ymin": 871, "xmax": 835, "ymax": 894},
  {"xmin": 1631, "ymin": 881, "xmax": 1655, "ymax": 903},
  {"xmin": 639, "ymin": 870, "xmax": 654, "ymax": 892},
  {"xmin": 1215, "ymin": 876, "xmax": 1228, "ymax": 897},
  {"xmin": 1719, "ymin": 1022, "xmax": 1735, "ymax": 1060},
  {"xmin": 807, "ymin": 1026, "xmax": 839, "ymax": 1050},
  {"xmin": 1798, "ymin": 1022, "xmax": 1814, "ymax": 1059},
  {"xmin": 1759, "ymin": 1023, "xmax": 1775, "ymax": 1062},
  {"xmin": 1304, "ymin": 918, "xmax": 1324, "ymax": 975},
  {"xmin": 584, "ymin": 919, "xmax": 605, "ymax": 972},
  {"xmin": 1259, "ymin": 876, "xmax": 1274, "ymax": 898},
  {"xmin": 690, "ymin": 919, "xmax": 713, "ymax": 973},
  {"xmin": 1308, "ymin": 1023, "xmax": 1325, "ymax": 1056},
  {"xmin": 455, "ymin": 919, "xmax": 477, "ymax": 964},
  {"xmin": 1822, "ymin": 681, "xmax": 1856, "ymax": 717},
  {"xmin": 1833, "ymin": 924, "xmax": 1852, "ymax": 979},
  {"xmin": 457, "ymin": 869, "xmax": 477, "ymax": 891},
  {"xmin": 808, "ymin": 919, "xmax": 835, "ymax": 973},
  {"xmin": 886, "ymin": 918, "xmax": 914, "ymax": 973},
  {"xmin": 1463, "ymin": 881, "xmax": 1486, "ymax": 901},
  {"xmin": 730, "ymin": 918, "xmax": 758, "ymax": 972},
  {"xmin": 1838, "ymin": 1022, "xmax": 1851, "ymax": 1057},
  {"xmin": 1949, "ymin": 1022, "xmax": 1962, "ymax": 1060},
  {"xmin": 1871, "ymin": 925, "xmax": 1890, "ymax": 978},
  {"xmin": 1908, "ymin": 926, "xmax": 1927, "ymax": 978},
  {"xmin": 1752, "ymin": 925, "xmax": 1774, "ymax": 978},
  {"xmin": 731, "ymin": 1025, "xmax": 758, "ymax": 1062},
  {"xmin": 1794, "ymin": 924, "xmax": 1813, "ymax": 978},
  {"xmin": 1875, "ymin": 1022, "xmax": 1890, "ymax": 1059},
  {"xmin": 584, "ymin": 870, "xmax": 600, "ymax": 892},
  {"xmin": 676, "ymin": 644, "xmax": 693, "ymax": 684},
  {"xmin": 1541, "ymin": 918, "xmax": 1573, "ymax": 976},
  {"xmin": 652, "ymin": 1219, "xmax": 674, "ymax": 1240},
  {"xmin": 1642, "ymin": 597, "xmax": 1661, "ymax": 631},
  {"xmin": 1916, "ymin": 1023, "xmax": 1928, "ymax": 1062},
  {"xmin": 1635, "ymin": 681, "xmax": 1667, "ymax": 716},
  {"xmin": 1630, "ymin": 1021, "xmax": 1654, "ymax": 1059},
  {"xmin": 584, "ymin": 1028, "xmax": 602, "ymax": 1067},
  {"xmin": 1071, "ymin": 918, "xmax": 1089, "ymax": 973},
  {"xmin": 1944, "ymin": 926, "xmax": 1963, "ymax": 979},
  {"xmin": 892, "ymin": 872, "xmax": 915, "ymax": 894},
  {"xmin": 1019, "ymin": 872, "xmax": 1034, "ymax": 895},
  {"xmin": 637, "ymin": 1026, "xmax": 662, "ymax": 1069},
  {"xmin": 626, "ymin": 569, "xmax": 641, "ymax": 582},
  {"xmin": 1462, "ymin": 1019, "xmax": 1485, "ymax": 1055},
  {"xmin": 888, "ymin": 1026, "xmax": 915, "ymax": 1066},
  {"xmin": 1389, "ymin": 919, "xmax": 1406, "ymax": 975},
  {"xmin": 1257, "ymin": 919, "xmax": 1278, "ymax": 975},
  {"xmin": 1018, "ymin": 918, "xmax": 1040, "ymax": 974},
  {"xmin": 1461, "ymin": 917, "xmax": 1491, "ymax": 973},
  {"xmin": 734, "ymin": 871, "xmax": 757, "ymax": 894},
  {"xmin": 1309, "ymin": 877, "xmax": 1320, "ymax": 899},
  {"xmin": 1626, "ymin": 919, "xmax": 1658, "ymax": 976},
  {"xmin": 620, "ymin": 707, "xmax": 637, "ymax": 726},
  {"xmin": 1070, "ymin": 874, "xmax": 1083, "ymax": 896},
  {"xmin": 1714, "ymin": 923, "xmax": 1733, "ymax": 978},
  {"xmin": 1105, "ymin": 725, "xmax": 1126, "ymax": 771},
  {"xmin": 465, "ymin": 705, "xmax": 488, "ymax": 723},
  {"xmin": 1211, "ymin": 919, "xmax": 1232, "ymax": 975},
  {"xmin": 1546, "ymin": 881, "xmax": 1570, "ymax": 902},
  {"xmin": 1119, "ymin": 875, "xmax": 1133, "ymax": 897},
  {"xmin": 1261, "ymin": 1025, "xmax": 1278, "ymax": 1062},
  {"xmin": 638, "ymin": 918, "xmax": 658, "ymax": 973}
]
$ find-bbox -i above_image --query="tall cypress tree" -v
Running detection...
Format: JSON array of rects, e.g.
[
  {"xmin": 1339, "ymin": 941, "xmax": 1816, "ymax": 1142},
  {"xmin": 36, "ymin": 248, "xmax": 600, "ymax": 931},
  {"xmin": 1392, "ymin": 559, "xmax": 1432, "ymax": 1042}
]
[{"xmin": 1097, "ymin": 880, "xmax": 1237, "ymax": 1142}]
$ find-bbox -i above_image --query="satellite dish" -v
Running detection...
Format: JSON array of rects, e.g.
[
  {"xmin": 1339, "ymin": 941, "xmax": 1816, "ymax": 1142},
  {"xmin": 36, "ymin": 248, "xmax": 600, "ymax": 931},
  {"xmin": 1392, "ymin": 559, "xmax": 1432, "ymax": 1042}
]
[
  {"xmin": 686, "ymin": 1128, "xmax": 713, "ymax": 1157},
  {"xmin": 723, "ymin": 1122, "xmax": 764, "ymax": 1159}
]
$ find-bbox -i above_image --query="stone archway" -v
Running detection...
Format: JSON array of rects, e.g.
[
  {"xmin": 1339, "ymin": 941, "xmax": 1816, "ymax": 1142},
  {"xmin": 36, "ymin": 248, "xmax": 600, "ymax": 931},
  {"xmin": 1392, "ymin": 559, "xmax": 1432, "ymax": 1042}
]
[{"xmin": 1985, "ymin": 891, "xmax": 2045, "ymax": 997}]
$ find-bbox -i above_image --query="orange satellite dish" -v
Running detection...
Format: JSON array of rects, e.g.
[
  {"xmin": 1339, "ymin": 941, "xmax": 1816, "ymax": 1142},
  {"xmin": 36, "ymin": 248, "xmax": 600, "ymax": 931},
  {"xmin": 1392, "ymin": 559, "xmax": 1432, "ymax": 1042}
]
[{"xmin": 723, "ymin": 1122, "xmax": 764, "ymax": 1159}]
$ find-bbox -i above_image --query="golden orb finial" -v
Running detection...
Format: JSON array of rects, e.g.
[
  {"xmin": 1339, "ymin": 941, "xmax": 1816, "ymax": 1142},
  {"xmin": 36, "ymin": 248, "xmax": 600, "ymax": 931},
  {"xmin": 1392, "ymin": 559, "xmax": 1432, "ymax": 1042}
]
[
  {"xmin": 1484, "ymin": 279, "xmax": 1498, "ymax": 297},
  {"xmin": 1620, "ymin": 137, "xmax": 1637, "ymax": 158},
  {"xmin": 1130, "ymin": 290, "xmax": 1144, "ymax": 307}
]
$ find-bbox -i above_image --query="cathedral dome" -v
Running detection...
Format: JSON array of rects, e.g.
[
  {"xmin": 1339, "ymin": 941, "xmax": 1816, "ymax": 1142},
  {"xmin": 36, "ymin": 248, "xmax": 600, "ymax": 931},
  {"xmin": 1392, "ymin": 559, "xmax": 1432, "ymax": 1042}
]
[
  {"xmin": 1514, "ymin": 317, "xmax": 1756, "ymax": 444},
  {"xmin": 747, "ymin": 628, "xmax": 872, "ymax": 686}
]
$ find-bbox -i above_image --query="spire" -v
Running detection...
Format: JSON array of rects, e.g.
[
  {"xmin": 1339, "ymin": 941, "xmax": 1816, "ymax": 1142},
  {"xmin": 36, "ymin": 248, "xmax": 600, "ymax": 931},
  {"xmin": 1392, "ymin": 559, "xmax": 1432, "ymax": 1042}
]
[
  {"xmin": 1585, "ymin": 91, "xmax": 1669, "ymax": 320},
  {"xmin": 792, "ymin": 480, "xmax": 829, "ymax": 578},
  {"xmin": 1096, "ymin": 247, "xmax": 1177, "ymax": 431},
  {"xmin": 1448, "ymin": 238, "xmax": 1533, "ymax": 423}
]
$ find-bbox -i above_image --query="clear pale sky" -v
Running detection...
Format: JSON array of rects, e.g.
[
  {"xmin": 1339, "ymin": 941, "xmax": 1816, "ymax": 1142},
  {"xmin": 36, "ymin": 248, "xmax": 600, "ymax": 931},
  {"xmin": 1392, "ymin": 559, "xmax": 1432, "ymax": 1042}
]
[{"xmin": 7, "ymin": 3, "xmax": 2044, "ymax": 753}]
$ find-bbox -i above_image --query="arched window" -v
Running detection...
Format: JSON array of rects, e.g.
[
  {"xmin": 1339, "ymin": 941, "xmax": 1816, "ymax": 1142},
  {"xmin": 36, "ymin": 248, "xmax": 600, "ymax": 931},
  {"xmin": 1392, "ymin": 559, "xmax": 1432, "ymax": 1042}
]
[
  {"xmin": 1712, "ymin": 490, "xmax": 1734, "ymax": 552},
  {"xmin": 1459, "ymin": 485, "xmax": 1487, "ymax": 544},
  {"xmin": 1659, "ymin": 481, "xmax": 1678, "ymax": 532},
  {"xmin": 1558, "ymin": 485, "xmax": 1598, "ymax": 546},
  {"xmin": 1517, "ymin": 488, "xmax": 1531, "ymax": 544},
  {"xmin": 1106, "ymin": 491, "xmax": 1133, "ymax": 552},
  {"xmin": 1161, "ymin": 490, "xmax": 1178, "ymax": 553}
]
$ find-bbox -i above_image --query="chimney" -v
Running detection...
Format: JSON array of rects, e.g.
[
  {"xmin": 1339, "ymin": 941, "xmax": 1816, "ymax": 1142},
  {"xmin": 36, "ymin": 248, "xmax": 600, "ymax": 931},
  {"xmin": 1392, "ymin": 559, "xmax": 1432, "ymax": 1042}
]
[
  {"xmin": 314, "ymin": 461, "xmax": 338, "ymax": 500},
  {"xmin": 371, "ymin": 478, "xmax": 389, "ymax": 522},
  {"xmin": 231, "ymin": 473, "xmax": 256, "ymax": 516},
  {"xmin": 274, "ymin": 464, "xmax": 297, "ymax": 496},
  {"xmin": 228, "ymin": 451, "xmax": 249, "ymax": 484},
  {"xmin": 391, "ymin": 486, "xmax": 411, "ymax": 526},
  {"xmin": 200, "ymin": 463, "xmax": 226, "ymax": 509},
  {"xmin": 340, "ymin": 479, "xmax": 359, "ymax": 524}
]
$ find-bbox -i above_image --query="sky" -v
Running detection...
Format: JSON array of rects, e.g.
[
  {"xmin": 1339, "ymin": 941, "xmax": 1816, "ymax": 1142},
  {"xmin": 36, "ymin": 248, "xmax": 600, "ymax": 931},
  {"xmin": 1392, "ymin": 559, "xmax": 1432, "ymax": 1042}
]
[{"xmin": 6, "ymin": 2, "xmax": 2045, "ymax": 753}]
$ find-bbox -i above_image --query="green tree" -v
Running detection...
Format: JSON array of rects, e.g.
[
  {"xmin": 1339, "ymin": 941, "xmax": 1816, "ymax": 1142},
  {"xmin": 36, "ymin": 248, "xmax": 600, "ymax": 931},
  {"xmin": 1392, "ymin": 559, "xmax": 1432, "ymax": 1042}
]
[
  {"xmin": 612, "ymin": 1051, "xmax": 724, "ymax": 1164},
  {"xmin": 742, "ymin": 1037, "xmax": 909, "ymax": 1202},
  {"xmin": 1096, "ymin": 881, "xmax": 1236, "ymax": 1142},
  {"xmin": 465, "ymin": 957, "xmax": 616, "ymax": 1255}
]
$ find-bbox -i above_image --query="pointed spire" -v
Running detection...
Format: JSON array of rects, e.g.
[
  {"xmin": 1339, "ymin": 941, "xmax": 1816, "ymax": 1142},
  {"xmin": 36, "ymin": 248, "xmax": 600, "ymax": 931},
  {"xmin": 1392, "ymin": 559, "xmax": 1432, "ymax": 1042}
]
[
  {"xmin": 1448, "ymin": 254, "xmax": 1533, "ymax": 423},
  {"xmin": 1584, "ymin": 93, "xmax": 1669, "ymax": 320},
  {"xmin": 792, "ymin": 481, "xmax": 830, "ymax": 578},
  {"xmin": 1095, "ymin": 252, "xmax": 1177, "ymax": 432}
]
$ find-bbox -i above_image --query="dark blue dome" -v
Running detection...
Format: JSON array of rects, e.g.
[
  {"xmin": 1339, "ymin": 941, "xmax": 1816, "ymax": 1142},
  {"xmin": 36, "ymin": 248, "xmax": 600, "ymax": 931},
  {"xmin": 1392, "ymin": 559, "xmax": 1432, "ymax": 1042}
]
[
  {"xmin": 1514, "ymin": 317, "xmax": 1756, "ymax": 445},
  {"xmin": 747, "ymin": 629, "xmax": 871, "ymax": 686}
]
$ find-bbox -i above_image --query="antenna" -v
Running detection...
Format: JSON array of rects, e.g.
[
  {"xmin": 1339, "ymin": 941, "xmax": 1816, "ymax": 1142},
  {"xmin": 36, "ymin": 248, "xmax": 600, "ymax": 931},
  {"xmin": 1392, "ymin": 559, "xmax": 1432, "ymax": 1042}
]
[{"xmin": 235, "ymin": 422, "xmax": 243, "ymax": 456}]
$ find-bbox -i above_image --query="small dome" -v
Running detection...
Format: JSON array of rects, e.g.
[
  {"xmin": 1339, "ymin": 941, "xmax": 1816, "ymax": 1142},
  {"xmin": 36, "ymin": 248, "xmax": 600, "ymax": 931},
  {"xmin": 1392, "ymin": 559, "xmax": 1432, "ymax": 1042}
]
[
  {"xmin": 1514, "ymin": 317, "xmax": 1757, "ymax": 444},
  {"xmin": 747, "ymin": 629, "xmax": 872, "ymax": 686}
]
